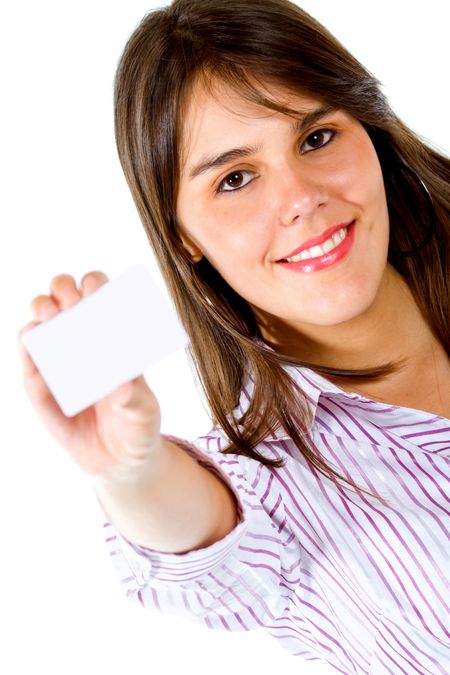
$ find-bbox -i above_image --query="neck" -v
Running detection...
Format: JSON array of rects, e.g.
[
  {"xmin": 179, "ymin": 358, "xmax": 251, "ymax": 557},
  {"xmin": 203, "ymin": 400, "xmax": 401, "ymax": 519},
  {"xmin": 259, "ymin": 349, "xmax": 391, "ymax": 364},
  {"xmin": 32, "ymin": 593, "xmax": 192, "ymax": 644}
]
[
  {"xmin": 256, "ymin": 264, "xmax": 450, "ymax": 417},
  {"xmin": 257, "ymin": 264, "xmax": 441, "ymax": 381}
]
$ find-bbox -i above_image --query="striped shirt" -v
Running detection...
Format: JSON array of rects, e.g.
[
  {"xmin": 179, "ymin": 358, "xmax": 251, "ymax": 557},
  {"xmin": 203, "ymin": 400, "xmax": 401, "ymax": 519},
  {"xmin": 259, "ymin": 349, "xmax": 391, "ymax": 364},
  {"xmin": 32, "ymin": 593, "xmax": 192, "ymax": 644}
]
[{"xmin": 101, "ymin": 363, "xmax": 450, "ymax": 674}]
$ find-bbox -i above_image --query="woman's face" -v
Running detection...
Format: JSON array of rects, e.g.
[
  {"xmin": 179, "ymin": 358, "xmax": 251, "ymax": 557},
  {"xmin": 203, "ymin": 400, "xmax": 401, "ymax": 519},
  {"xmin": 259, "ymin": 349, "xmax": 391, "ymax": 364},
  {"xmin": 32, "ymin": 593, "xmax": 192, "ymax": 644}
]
[{"xmin": 176, "ymin": 78, "xmax": 390, "ymax": 339}]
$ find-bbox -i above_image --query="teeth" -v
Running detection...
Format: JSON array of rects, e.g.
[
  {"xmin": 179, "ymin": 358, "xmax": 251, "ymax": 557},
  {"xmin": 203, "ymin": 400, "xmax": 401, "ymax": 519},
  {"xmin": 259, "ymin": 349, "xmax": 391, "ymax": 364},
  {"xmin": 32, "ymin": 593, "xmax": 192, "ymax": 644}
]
[
  {"xmin": 284, "ymin": 227, "xmax": 348, "ymax": 262},
  {"xmin": 332, "ymin": 230, "xmax": 344, "ymax": 246},
  {"xmin": 308, "ymin": 245, "xmax": 323, "ymax": 258},
  {"xmin": 321, "ymin": 238, "xmax": 335, "ymax": 253}
]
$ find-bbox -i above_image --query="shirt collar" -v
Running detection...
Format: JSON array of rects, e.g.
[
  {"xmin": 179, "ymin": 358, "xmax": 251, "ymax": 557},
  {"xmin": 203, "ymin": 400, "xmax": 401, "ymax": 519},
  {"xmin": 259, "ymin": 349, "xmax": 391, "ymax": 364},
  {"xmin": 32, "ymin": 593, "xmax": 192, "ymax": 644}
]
[{"xmin": 235, "ymin": 339, "xmax": 367, "ymax": 440}]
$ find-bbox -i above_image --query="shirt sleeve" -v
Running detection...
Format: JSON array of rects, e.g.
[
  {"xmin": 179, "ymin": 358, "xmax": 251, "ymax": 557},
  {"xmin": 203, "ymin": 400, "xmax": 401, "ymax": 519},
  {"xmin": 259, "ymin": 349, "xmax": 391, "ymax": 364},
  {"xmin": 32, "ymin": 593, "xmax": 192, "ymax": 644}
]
[{"xmin": 98, "ymin": 432, "xmax": 289, "ymax": 632}]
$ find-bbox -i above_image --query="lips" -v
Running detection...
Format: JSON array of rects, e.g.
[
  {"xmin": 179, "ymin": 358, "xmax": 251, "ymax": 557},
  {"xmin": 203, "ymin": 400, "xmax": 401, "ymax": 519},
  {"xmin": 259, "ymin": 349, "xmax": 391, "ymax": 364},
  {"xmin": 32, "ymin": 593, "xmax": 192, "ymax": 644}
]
[{"xmin": 277, "ymin": 221, "xmax": 355, "ymax": 261}]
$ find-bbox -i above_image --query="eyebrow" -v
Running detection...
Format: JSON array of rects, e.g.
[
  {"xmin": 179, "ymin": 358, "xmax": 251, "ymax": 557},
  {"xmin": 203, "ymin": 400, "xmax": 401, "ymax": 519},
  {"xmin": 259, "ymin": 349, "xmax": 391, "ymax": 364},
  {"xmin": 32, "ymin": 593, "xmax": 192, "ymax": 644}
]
[{"xmin": 188, "ymin": 104, "xmax": 337, "ymax": 180}]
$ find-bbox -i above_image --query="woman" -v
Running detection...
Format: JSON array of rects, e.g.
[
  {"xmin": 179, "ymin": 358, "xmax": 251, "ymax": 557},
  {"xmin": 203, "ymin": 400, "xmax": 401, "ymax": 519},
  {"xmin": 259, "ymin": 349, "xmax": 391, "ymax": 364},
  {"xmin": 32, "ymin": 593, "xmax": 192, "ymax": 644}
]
[{"xmin": 18, "ymin": 0, "xmax": 450, "ymax": 672}]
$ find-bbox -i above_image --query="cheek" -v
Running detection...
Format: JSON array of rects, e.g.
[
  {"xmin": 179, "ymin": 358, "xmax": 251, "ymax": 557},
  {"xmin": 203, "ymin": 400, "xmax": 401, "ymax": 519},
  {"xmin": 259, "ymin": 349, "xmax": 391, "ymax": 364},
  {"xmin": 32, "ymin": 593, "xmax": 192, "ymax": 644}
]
[
  {"xmin": 193, "ymin": 200, "xmax": 272, "ymax": 266},
  {"xmin": 338, "ymin": 138, "xmax": 386, "ymax": 212},
  {"xmin": 362, "ymin": 148, "xmax": 385, "ymax": 201}
]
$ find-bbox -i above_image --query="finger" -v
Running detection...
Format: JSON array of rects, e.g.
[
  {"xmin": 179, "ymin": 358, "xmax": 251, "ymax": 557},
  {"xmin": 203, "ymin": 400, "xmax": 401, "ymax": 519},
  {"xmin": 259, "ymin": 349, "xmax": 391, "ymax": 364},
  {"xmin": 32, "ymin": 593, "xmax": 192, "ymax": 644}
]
[
  {"xmin": 80, "ymin": 270, "xmax": 109, "ymax": 297},
  {"xmin": 49, "ymin": 273, "xmax": 81, "ymax": 311},
  {"xmin": 109, "ymin": 375, "xmax": 157, "ymax": 420},
  {"xmin": 17, "ymin": 321, "xmax": 41, "ymax": 379},
  {"xmin": 30, "ymin": 295, "xmax": 59, "ymax": 322},
  {"xmin": 18, "ymin": 321, "xmax": 79, "ymax": 438}
]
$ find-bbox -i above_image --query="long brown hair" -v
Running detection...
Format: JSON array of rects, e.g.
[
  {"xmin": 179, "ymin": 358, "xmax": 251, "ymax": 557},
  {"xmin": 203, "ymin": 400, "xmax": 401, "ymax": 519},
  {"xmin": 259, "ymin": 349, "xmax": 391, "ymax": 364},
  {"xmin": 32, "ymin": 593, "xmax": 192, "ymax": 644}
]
[{"xmin": 113, "ymin": 0, "xmax": 449, "ymax": 497}]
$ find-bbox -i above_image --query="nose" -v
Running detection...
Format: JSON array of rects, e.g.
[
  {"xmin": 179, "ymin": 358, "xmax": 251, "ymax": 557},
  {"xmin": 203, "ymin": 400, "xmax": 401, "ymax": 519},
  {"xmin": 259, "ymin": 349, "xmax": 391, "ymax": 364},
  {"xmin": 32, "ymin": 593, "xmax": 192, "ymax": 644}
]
[{"xmin": 277, "ymin": 168, "xmax": 327, "ymax": 227}]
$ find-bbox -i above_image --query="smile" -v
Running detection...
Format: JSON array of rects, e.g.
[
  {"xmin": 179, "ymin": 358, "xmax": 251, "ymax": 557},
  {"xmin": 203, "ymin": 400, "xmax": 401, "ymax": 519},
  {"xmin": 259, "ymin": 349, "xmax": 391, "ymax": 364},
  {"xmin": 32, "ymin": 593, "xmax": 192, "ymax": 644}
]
[
  {"xmin": 276, "ymin": 220, "xmax": 356, "ymax": 273},
  {"xmin": 284, "ymin": 226, "xmax": 348, "ymax": 262}
]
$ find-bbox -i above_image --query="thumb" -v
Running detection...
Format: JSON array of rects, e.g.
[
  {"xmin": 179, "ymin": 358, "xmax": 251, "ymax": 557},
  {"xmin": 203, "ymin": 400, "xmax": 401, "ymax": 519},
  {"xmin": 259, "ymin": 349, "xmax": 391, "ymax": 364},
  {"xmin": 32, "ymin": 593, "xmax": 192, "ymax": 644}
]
[{"xmin": 110, "ymin": 375, "xmax": 157, "ymax": 418}]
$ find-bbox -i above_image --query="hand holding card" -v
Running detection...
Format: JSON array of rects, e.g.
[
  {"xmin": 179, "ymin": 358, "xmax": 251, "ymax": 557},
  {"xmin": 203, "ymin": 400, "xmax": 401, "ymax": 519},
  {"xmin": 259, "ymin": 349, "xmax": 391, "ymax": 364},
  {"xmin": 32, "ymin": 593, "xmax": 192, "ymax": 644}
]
[
  {"xmin": 21, "ymin": 265, "xmax": 188, "ymax": 417},
  {"xmin": 18, "ymin": 267, "xmax": 188, "ymax": 480}
]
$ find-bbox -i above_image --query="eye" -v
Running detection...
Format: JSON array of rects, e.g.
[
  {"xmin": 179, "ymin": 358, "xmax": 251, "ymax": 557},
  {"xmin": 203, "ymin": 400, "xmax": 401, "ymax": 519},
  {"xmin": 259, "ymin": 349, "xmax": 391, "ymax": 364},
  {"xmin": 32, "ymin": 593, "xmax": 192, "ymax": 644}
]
[
  {"xmin": 217, "ymin": 170, "xmax": 254, "ymax": 193},
  {"xmin": 301, "ymin": 128, "xmax": 336, "ymax": 153}
]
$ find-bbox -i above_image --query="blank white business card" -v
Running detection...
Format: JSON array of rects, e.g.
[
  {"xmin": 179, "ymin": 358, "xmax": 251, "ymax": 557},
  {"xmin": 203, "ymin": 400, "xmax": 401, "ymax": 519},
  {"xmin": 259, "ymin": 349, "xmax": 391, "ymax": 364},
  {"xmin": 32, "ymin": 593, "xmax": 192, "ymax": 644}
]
[{"xmin": 21, "ymin": 265, "xmax": 189, "ymax": 417}]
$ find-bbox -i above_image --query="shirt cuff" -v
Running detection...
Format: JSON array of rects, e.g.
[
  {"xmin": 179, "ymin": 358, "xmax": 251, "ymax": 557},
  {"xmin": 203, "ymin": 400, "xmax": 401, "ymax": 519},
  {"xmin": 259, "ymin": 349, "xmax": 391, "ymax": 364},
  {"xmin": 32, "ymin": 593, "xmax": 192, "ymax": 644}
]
[{"xmin": 100, "ymin": 434, "xmax": 248, "ymax": 585}]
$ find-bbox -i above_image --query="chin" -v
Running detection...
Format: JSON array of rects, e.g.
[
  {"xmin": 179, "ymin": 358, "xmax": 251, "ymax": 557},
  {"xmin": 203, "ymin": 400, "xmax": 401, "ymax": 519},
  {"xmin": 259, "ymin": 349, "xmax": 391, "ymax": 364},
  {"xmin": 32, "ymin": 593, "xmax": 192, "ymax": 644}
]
[{"xmin": 305, "ymin": 296, "xmax": 378, "ymax": 327}]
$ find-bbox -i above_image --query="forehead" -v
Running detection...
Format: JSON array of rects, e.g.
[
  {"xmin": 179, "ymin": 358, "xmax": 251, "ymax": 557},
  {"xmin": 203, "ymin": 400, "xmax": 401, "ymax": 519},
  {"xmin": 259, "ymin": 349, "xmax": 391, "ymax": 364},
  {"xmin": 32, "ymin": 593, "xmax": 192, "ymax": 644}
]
[{"xmin": 179, "ymin": 77, "xmax": 326, "ymax": 169}]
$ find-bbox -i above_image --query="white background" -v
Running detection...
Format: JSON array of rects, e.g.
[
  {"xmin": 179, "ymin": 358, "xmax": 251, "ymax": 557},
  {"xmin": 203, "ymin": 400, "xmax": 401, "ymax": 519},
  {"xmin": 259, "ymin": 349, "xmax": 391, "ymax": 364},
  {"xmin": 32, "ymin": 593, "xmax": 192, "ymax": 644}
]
[{"xmin": 1, "ymin": 1, "xmax": 448, "ymax": 674}]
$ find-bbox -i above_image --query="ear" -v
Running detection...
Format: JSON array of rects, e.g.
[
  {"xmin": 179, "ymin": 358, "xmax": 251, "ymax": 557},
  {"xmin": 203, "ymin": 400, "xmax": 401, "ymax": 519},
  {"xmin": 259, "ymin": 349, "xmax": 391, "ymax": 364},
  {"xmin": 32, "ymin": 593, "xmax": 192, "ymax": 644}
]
[{"xmin": 178, "ymin": 229, "xmax": 204, "ymax": 264}]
